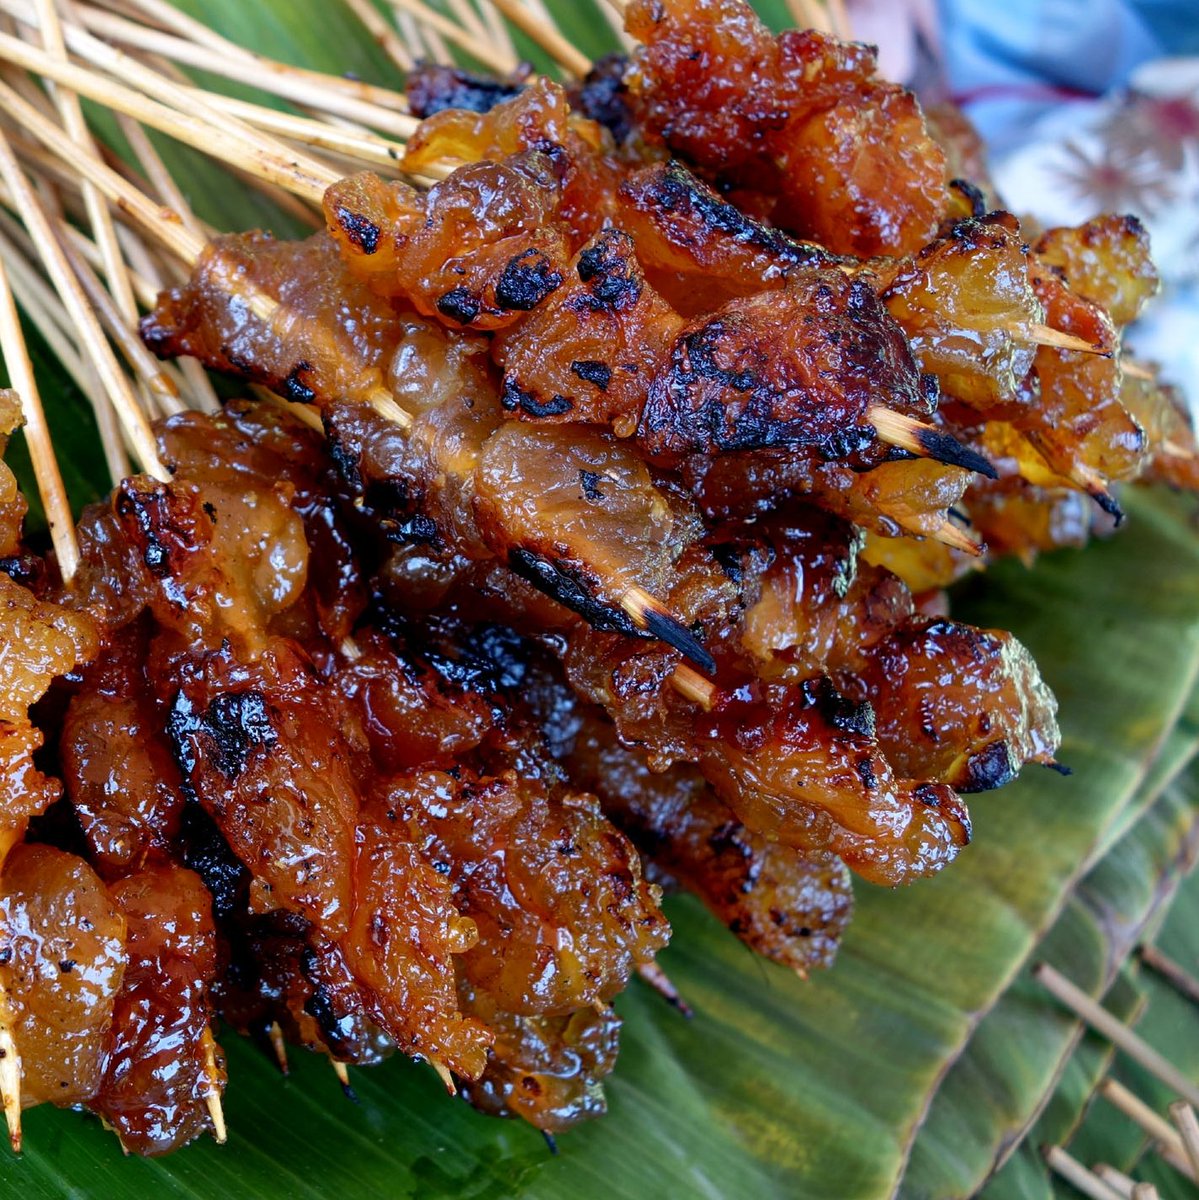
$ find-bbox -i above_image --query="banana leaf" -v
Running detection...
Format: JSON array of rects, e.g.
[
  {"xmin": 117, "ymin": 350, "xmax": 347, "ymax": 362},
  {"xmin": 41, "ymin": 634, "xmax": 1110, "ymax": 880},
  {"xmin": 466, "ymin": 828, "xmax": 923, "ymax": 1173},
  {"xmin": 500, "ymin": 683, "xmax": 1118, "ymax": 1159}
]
[{"xmin": 1, "ymin": 4, "xmax": 1197, "ymax": 1198}]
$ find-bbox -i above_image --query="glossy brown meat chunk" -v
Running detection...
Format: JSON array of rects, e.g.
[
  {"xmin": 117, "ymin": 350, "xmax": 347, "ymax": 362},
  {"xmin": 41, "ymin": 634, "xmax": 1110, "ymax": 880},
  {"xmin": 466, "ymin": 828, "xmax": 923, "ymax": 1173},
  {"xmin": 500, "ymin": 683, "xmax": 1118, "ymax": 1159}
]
[
  {"xmin": 324, "ymin": 155, "xmax": 571, "ymax": 331},
  {"xmin": 624, "ymin": 0, "xmax": 950, "ymax": 254},
  {"xmin": 142, "ymin": 231, "xmax": 403, "ymax": 412},
  {"xmin": 0, "ymin": 391, "xmax": 26, "ymax": 557},
  {"xmin": 62, "ymin": 646, "xmax": 187, "ymax": 878},
  {"xmin": 739, "ymin": 513, "xmax": 913, "ymax": 685},
  {"xmin": 570, "ymin": 712, "xmax": 853, "ymax": 974},
  {"xmin": 699, "ymin": 680, "xmax": 971, "ymax": 887},
  {"xmin": 493, "ymin": 229, "xmax": 683, "ymax": 432},
  {"xmin": 92, "ymin": 866, "xmax": 222, "ymax": 1156},
  {"xmin": 392, "ymin": 768, "xmax": 668, "ymax": 1014},
  {"xmin": 459, "ymin": 981, "xmax": 621, "ymax": 1132},
  {"xmin": 1017, "ymin": 270, "xmax": 1145, "ymax": 493},
  {"xmin": 615, "ymin": 161, "xmax": 835, "ymax": 314},
  {"xmin": 638, "ymin": 268, "xmax": 933, "ymax": 463},
  {"xmin": 859, "ymin": 618, "xmax": 1061, "ymax": 791},
  {"xmin": 881, "ymin": 215, "xmax": 1043, "ymax": 414},
  {"xmin": 0, "ymin": 844, "xmax": 126, "ymax": 1107},
  {"xmin": 166, "ymin": 639, "xmax": 361, "ymax": 934},
  {"xmin": 1035, "ymin": 215, "xmax": 1158, "ymax": 327},
  {"xmin": 341, "ymin": 823, "xmax": 491, "ymax": 1078}
]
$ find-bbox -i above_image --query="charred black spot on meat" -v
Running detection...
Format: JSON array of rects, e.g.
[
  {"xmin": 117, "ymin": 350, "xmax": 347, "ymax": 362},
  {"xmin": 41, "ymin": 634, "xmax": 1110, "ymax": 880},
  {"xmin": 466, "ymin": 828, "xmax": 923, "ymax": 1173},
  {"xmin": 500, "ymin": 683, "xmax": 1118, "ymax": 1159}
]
[
  {"xmin": 114, "ymin": 480, "xmax": 182, "ymax": 578},
  {"xmin": 571, "ymin": 360, "xmax": 612, "ymax": 391},
  {"xmin": 333, "ymin": 207, "xmax": 380, "ymax": 255},
  {"xmin": 579, "ymin": 470, "xmax": 605, "ymax": 502},
  {"xmin": 406, "ymin": 62, "xmax": 527, "ymax": 118},
  {"xmin": 804, "ymin": 677, "xmax": 876, "ymax": 740},
  {"xmin": 495, "ymin": 250, "xmax": 564, "ymax": 311},
  {"xmin": 626, "ymin": 161, "xmax": 830, "ymax": 269},
  {"xmin": 958, "ymin": 740, "xmax": 1017, "ymax": 793},
  {"xmin": 283, "ymin": 361, "xmax": 317, "ymax": 404},
  {"xmin": 571, "ymin": 54, "xmax": 634, "ymax": 142},
  {"xmin": 501, "ymin": 377, "xmax": 572, "ymax": 417},
  {"xmin": 437, "ymin": 286, "xmax": 482, "ymax": 326},
  {"xmin": 179, "ymin": 803, "xmax": 250, "ymax": 920},
  {"xmin": 201, "ymin": 691, "xmax": 277, "ymax": 780},
  {"xmin": 575, "ymin": 231, "xmax": 643, "ymax": 311}
]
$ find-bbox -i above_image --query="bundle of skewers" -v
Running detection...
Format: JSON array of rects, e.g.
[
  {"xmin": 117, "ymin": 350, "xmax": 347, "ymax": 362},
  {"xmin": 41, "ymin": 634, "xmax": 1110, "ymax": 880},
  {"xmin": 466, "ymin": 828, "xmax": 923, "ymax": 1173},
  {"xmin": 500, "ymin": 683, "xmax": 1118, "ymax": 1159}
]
[{"xmin": 0, "ymin": 0, "xmax": 1195, "ymax": 1160}]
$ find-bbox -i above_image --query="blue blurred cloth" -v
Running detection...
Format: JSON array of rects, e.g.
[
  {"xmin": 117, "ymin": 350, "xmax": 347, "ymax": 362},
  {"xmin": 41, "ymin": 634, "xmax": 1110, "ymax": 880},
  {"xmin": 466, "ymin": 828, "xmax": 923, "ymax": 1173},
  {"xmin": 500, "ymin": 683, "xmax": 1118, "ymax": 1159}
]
[{"xmin": 939, "ymin": 0, "xmax": 1199, "ymax": 147}]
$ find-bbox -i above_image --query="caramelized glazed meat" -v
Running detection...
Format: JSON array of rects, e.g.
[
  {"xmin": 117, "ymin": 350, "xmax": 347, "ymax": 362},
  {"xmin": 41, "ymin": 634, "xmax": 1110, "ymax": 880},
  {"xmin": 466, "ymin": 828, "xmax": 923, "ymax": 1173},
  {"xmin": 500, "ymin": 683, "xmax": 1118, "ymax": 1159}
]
[
  {"xmin": 639, "ymin": 269, "xmax": 934, "ymax": 463},
  {"xmin": 570, "ymin": 712, "xmax": 853, "ymax": 974},
  {"xmin": 459, "ymin": 981, "xmax": 621, "ymax": 1132},
  {"xmin": 624, "ymin": 0, "xmax": 951, "ymax": 255},
  {"xmin": 881, "ymin": 215, "xmax": 1042, "ymax": 415},
  {"xmin": 393, "ymin": 767, "xmax": 669, "ymax": 1014},
  {"xmin": 859, "ymin": 619, "xmax": 1060, "ymax": 791},
  {"xmin": 0, "ymin": 844, "xmax": 127, "ymax": 1107},
  {"xmin": 93, "ymin": 866, "xmax": 222, "ymax": 1155}
]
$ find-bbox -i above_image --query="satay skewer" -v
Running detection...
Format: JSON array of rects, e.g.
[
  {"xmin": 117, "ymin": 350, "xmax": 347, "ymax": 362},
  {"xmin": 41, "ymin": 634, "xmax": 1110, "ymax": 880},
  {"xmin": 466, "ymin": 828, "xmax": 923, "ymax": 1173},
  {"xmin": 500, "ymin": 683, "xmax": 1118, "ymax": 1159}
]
[
  {"xmin": 486, "ymin": 0, "xmax": 590, "ymax": 76},
  {"xmin": 866, "ymin": 406, "xmax": 997, "ymax": 478},
  {"xmin": 199, "ymin": 1026, "xmax": 227, "ymax": 1144}
]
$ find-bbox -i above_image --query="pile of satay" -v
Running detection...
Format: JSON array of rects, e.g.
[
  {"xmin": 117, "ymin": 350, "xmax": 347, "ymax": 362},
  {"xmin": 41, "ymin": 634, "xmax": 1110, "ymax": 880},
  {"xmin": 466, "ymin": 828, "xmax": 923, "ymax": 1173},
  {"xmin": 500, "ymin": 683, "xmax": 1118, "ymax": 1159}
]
[{"xmin": 0, "ymin": 0, "xmax": 1195, "ymax": 1158}]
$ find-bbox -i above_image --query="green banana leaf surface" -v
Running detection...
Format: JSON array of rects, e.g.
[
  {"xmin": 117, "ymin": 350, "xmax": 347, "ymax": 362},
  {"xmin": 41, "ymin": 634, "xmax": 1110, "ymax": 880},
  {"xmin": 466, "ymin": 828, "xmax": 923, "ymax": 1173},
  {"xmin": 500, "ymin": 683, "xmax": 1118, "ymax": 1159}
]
[{"xmin": 0, "ymin": 3, "xmax": 1196, "ymax": 1197}]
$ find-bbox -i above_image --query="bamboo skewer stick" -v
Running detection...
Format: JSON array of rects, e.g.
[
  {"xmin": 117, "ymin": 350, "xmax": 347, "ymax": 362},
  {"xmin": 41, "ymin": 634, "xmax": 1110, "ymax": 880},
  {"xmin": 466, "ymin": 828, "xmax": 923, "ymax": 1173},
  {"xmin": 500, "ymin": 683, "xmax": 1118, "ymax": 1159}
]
[
  {"xmin": 1131, "ymin": 1185, "xmax": 1160, "ymax": 1200},
  {"xmin": 1043, "ymin": 1145, "xmax": 1126, "ymax": 1200},
  {"xmin": 114, "ymin": 114, "xmax": 208, "ymax": 239},
  {"xmin": 66, "ymin": 2, "xmax": 417, "ymax": 135},
  {"xmin": 0, "ymin": 223, "xmax": 127, "ymax": 477},
  {"xmin": 37, "ymin": 0, "xmax": 139, "ymax": 332},
  {"xmin": 89, "ymin": 0, "xmax": 410, "ymax": 109},
  {"xmin": 199, "ymin": 90, "xmax": 408, "ymax": 169},
  {"xmin": 1036, "ymin": 966, "xmax": 1199, "ymax": 1109},
  {"xmin": 1098, "ymin": 1079, "xmax": 1191, "ymax": 1162},
  {"xmin": 57, "ymin": 228, "xmax": 180, "ymax": 415},
  {"xmin": 1169, "ymin": 1102, "xmax": 1199, "ymax": 1181},
  {"xmin": 386, "ymin": 0, "xmax": 513, "ymax": 74},
  {"xmin": 1093, "ymin": 1164, "xmax": 1138, "ymax": 1199},
  {"xmin": 199, "ymin": 1026, "xmax": 227, "ymax": 1144},
  {"xmin": 32, "ymin": 0, "xmax": 148, "ymax": 443},
  {"xmin": 341, "ymin": 0, "xmax": 414, "ymax": 72},
  {"xmin": 0, "ymin": 25, "xmax": 339, "ymax": 203},
  {"xmin": 486, "ymin": 0, "xmax": 590, "ymax": 75},
  {"xmin": 474, "ymin": 0, "xmax": 519, "ymax": 64},
  {"xmin": 0, "ymin": 210, "xmax": 81, "ymax": 577},
  {"xmin": 1138, "ymin": 945, "xmax": 1199, "ymax": 1006},
  {"xmin": 0, "ymin": 124, "xmax": 165, "ymax": 480}
]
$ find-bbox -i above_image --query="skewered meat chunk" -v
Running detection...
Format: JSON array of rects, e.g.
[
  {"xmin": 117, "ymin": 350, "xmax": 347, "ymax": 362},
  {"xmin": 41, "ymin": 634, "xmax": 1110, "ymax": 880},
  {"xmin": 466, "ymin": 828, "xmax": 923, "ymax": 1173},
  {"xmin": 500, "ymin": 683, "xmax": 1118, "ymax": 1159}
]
[
  {"xmin": 0, "ymin": 391, "xmax": 26, "ymax": 558},
  {"xmin": 142, "ymin": 231, "xmax": 402, "ymax": 413},
  {"xmin": 638, "ymin": 269, "xmax": 935, "ymax": 463},
  {"xmin": 1018, "ymin": 270, "xmax": 1145, "ymax": 497},
  {"xmin": 0, "ymin": 844, "xmax": 127, "ymax": 1107},
  {"xmin": 165, "ymin": 638, "xmax": 361, "ymax": 933},
  {"xmin": 1121, "ymin": 376, "xmax": 1199, "ymax": 491},
  {"xmin": 614, "ymin": 160, "xmax": 835, "ymax": 315},
  {"xmin": 738, "ymin": 512, "xmax": 914, "ymax": 685},
  {"xmin": 391, "ymin": 766, "xmax": 669, "ymax": 1015},
  {"xmin": 858, "ymin": 619, "xmax": 1060, "ymax": 791},
  {"xmin": 341, "ymin": 822, "xmax": 491, "ymax": 1078},
  {"xmin": 1034, "ymin": 215, "xmax": 1158, "ymax": 327},
  {"xmin": 325, "ymin": 155, "xmax": 571, "ymax": 330},
  {"xmin": 623, "ymin": 0, "xmax": 950, "ymax": 255},
  {"xmin": 880, "ymin": 215, "xmax": 1043, "ymax": 415},
  {"xmin": 458, "ymin": 981, "xmax": 621, "ymax": 1132},
  {"xmin": 569, "ymin": 711, "xmax": 853, "ymax": 974},
  {"xmin": 62, "ymin": 638, "xmax": 188, "ymax": 879},
  {"xmin": 493, "ymin": 228, "xmax": 683, "ymax": 431},
  {"xmin": 699, "ymin": 679, "xmax": 971, "ymax": 886},
  {"xmin": 92, "ymin": 865, "xmax": 222, "ymax": 1156}
]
